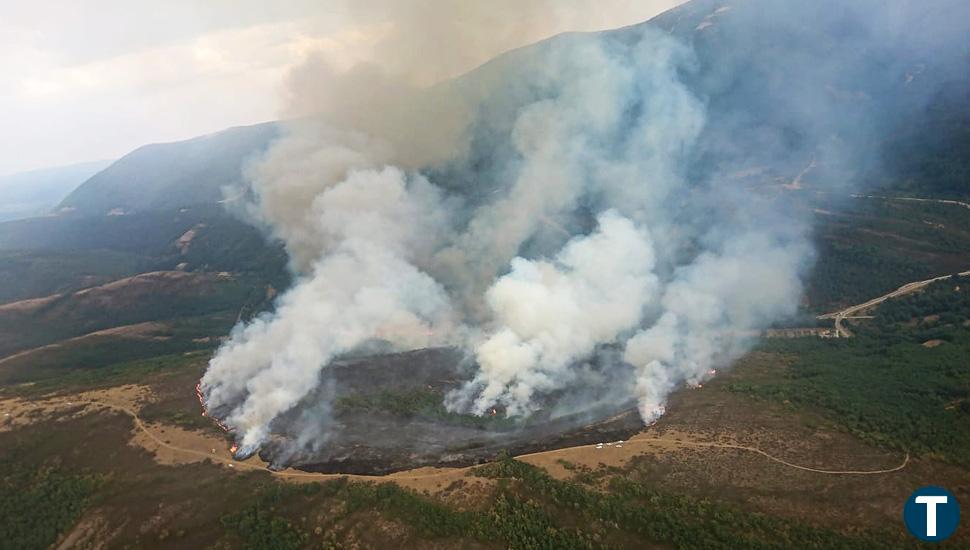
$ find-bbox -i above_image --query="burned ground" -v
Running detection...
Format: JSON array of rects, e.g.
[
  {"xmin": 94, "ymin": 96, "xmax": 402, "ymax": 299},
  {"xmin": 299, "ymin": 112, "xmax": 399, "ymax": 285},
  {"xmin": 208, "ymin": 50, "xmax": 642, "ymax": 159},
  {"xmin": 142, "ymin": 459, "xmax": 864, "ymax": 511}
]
[{"xmin": 219, "ymin": 348, "xmax": 645, "ymax": 474}]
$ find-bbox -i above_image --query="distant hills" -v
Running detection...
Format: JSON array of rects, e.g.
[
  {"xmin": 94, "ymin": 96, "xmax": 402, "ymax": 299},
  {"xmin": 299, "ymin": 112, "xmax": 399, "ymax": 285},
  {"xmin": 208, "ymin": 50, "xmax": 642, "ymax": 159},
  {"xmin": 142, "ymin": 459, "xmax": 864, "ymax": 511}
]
[
  {"xmin": 58, "ymin": 122, "xmax": 279, "ymax": 217},
  {"xmin": 34, "ymin": 0, "xmax": 970, "ymax": 225},
  {"xmin": 0, "ymin": 160, "xmax": 112, "ymax": 222},
  {"xmin": 0, "ymin": 126, "xmax": 287, "ymax": 310}
]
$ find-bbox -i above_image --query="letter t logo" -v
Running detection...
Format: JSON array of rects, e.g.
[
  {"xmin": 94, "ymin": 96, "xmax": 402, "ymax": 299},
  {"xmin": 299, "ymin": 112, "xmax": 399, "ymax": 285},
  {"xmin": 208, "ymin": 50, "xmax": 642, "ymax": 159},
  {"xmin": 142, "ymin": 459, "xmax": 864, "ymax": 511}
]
[{"xmin": 915, "ymin": 496, "xmax": 948, "ymax": 537}]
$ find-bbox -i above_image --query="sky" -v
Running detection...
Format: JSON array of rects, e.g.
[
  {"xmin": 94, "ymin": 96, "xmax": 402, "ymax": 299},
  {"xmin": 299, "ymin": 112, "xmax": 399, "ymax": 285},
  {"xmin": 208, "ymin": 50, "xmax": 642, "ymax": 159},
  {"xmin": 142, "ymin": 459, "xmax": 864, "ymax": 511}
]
[{"xmin": 0, "ymin": 0, "xmax": 683, "ymax": 177}]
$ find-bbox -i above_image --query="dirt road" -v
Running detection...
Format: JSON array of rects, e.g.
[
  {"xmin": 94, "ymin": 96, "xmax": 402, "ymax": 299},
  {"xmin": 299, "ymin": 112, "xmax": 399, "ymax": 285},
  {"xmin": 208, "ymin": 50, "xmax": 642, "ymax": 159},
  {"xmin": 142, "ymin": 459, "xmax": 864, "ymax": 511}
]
[
  {"xmin": 84, "ymin": 399, "xmax": 908, "ymax": 480},
  {"xmin": 818, "ymin": 269, "xmax": 970, "ymax": 337}
]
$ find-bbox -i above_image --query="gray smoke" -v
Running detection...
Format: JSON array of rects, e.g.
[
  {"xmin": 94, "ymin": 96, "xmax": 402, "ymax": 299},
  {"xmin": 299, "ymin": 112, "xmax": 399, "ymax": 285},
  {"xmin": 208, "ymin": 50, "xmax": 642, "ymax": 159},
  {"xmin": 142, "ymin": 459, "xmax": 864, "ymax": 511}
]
[{"xmin": 201, "ymin": 0, "xmax": 963, "ymax": 455}]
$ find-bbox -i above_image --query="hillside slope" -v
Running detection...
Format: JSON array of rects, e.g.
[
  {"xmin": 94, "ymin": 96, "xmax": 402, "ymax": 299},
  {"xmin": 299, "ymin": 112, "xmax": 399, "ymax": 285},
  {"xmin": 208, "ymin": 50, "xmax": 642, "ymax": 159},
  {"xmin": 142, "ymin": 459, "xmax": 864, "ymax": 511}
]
[
  {"xmin": 0, "ymin": 271, "xmax": 245, "ymax": 357},
  {"xmin": 0, "ymin": 160, "xmax": 112, "ymax": 221},
  {"xmin": 58, "ymin": 122, "xmax": 278, "ymax": 216},
  {"xmin": 42, "ymin": 0, "xmax": 970, "ymax": 220}
]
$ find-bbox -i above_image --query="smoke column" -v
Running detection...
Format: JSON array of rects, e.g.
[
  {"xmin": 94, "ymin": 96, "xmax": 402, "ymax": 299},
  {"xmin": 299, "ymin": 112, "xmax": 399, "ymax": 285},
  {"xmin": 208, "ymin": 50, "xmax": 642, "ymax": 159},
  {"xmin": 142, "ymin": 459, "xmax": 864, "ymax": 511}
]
[
  {"xmin": 203, "ymin": 167, "xmax": 459, "ymax": 451},
  {"xmin": 201, "ymin": 0, "xmax": 938, "ymax": 455}
]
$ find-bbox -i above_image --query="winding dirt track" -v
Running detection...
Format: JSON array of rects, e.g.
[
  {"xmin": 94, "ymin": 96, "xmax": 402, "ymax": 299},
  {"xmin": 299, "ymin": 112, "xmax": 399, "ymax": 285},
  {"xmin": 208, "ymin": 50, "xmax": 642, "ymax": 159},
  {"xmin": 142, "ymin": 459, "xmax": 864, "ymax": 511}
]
[
  {"xmin": 88, "ymin": 400, "xmax": 909, "ymax": 480},
  {"xmin": 818, "ymin": 269, "xmax": 970, "ymax": 337},
  {"xmin": 815, "ymin": 194, "xmax": 970, "ymax": 337}
]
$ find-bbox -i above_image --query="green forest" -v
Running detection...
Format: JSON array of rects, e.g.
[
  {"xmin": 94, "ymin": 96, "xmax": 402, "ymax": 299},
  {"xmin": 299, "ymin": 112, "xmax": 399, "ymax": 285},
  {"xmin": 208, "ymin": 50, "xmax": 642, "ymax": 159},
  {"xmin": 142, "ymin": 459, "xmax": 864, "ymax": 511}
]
[{"xmin": 732, "ymin": 275, "xmax": 970, "ymax": 465}]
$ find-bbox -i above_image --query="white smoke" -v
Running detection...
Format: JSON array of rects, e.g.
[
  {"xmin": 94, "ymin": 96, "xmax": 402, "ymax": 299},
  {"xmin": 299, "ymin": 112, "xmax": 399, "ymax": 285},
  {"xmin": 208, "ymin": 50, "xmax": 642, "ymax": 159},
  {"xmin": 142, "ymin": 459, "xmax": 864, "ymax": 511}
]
[
  {"xmin": 201, "ymin": 8, "xmax": 810, "ymax": 454},
  {"xmin": 452, "ymin": 211, "xmax": 659, "ymax": 416},
  {"xmin": 624, "ymin": 233, "xmax": 808, "ymax": 421},
  {"xmin": 202, "ymin": 166, "xmax": 458, "ymax": 452}
]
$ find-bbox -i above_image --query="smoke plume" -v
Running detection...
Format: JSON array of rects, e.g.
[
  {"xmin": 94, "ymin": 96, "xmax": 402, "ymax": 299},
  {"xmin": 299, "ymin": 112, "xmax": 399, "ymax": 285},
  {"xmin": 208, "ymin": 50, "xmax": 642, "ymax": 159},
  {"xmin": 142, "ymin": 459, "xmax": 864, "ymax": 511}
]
[
  {"xmin": 454, "ymin": 211, "xmax": 660, "ymax": 417},
  {"xmin": 201, "ymin": 0, "xmax": 961, "ymax": 456}
]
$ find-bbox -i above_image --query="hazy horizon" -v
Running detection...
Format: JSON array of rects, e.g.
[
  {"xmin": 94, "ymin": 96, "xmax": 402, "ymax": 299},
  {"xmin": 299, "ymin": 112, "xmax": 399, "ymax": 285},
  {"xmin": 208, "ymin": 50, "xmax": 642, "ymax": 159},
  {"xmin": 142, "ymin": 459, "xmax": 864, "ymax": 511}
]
[{"xmin": 0, "ymin": 0, "xmax": 684, "ymax": 177}]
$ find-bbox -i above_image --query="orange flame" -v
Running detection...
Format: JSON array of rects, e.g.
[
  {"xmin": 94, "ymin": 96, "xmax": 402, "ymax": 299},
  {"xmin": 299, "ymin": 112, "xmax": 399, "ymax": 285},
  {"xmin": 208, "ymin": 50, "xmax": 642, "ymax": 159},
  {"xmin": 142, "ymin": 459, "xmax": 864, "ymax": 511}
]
[{"xmin": 197, "ymin": 381, "xmax": 232, "ymax": 433}]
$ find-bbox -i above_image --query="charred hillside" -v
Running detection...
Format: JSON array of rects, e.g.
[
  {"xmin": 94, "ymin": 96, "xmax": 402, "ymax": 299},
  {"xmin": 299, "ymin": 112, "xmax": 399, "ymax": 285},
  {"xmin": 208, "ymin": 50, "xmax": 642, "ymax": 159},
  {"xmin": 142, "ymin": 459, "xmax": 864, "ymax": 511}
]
[{"xmin": 206, "ymin": 347, "xmax": 642, "ymax": 474}]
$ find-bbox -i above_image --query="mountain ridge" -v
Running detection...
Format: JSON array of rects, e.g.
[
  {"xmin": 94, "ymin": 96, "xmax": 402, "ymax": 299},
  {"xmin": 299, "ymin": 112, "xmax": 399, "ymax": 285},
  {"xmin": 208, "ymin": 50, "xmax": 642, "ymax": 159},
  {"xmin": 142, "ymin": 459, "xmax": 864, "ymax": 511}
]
[
  {"xmin": 58, "ymin": 121, "xmax": 279, "ymax": 217},
  {"xmin": 0, "ymin": 160, "xmax": 113, "ymax": 222},
  {"xmin": 59, "ymin": 0, "xmax": 970, "ymax": 224}
]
